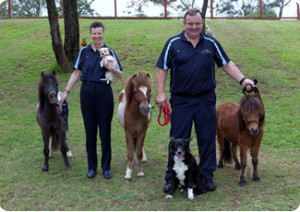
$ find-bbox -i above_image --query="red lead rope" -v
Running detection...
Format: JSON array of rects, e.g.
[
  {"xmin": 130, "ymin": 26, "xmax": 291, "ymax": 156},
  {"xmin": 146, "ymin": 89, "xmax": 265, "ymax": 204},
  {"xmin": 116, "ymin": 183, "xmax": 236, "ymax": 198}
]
[{"xmin": 157, "ymin": 101, "xmax": 171, "ymax": 126}]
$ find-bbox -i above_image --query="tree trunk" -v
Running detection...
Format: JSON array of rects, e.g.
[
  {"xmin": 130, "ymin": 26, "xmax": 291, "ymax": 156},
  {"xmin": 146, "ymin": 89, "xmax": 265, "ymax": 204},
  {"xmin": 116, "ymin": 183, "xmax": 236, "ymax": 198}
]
[
  {"xmin": 63, "ymin": 0, "xmax": 79, "ymax": 63},
  {"xmin": 201, "ymin": 0, "xmax": 209, "ymax": 33},
  {"xmin": 45, "ymin": 0, "xmax": 70, "ymax": 72}
]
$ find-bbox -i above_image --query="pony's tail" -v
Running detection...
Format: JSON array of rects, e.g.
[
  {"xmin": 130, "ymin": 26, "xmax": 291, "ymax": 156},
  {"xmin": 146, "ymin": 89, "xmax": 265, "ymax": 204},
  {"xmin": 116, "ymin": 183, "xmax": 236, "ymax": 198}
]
[
  {"xmin": 223, "ymin": 138, "xmax": 232, "ymax": 164},
  {"xmin": 49, "ymin": 134, "xmax": 59, "ymax": 151}
]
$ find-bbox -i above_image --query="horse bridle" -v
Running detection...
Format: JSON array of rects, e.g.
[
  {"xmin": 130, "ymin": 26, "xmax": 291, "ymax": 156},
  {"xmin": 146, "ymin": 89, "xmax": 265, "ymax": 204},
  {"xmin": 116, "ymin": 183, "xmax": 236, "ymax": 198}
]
[
  {"xmin": 45, "ymin": 87, "xmax": 58, "ymax": 96},
  {"xmin": 137, "ymin": 97, "xmax": 150, "ymax": 104},
  {"xmin": 246, "ymin": 120, "xmax": 259, "ymax": 124}
]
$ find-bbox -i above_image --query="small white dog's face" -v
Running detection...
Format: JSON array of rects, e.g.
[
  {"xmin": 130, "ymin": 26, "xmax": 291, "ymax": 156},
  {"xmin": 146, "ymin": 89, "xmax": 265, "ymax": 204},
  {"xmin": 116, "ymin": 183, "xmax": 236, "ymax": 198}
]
[{"xmin": 99, "ymin": 47, "xmax": 110, "ymax": 58}]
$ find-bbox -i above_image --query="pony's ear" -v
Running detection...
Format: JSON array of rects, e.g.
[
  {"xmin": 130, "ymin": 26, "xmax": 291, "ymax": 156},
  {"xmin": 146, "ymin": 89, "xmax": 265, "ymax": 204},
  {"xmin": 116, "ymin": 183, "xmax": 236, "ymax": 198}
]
[
  {"xmin": 146, "ymin": 73, "xmax": 150, "ymax": 78},
  {"xmin": 238, "ymin": 109, "xmax": 246, "ymax": 132},
  {"xmin": 52, "ymin": 70, "xmax": 56, "ymax": 76},
  {"xmin": 132, "ymin": 74, "xmax": 137, "ymax": 79},
  {"xmin": 259, "ymin": 113, "xmax": 265, "ymax": 122},
  {"xmin": 41, "ymin": 72, "xmax": 44, "ymax": 77}
]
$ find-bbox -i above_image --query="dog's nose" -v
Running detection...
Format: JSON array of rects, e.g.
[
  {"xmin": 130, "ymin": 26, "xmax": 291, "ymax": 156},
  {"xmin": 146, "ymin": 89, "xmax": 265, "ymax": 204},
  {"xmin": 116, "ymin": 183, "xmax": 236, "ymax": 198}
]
[{"xmin": 177, "ymin": 151, "xmax": 182, "ymax": 155}]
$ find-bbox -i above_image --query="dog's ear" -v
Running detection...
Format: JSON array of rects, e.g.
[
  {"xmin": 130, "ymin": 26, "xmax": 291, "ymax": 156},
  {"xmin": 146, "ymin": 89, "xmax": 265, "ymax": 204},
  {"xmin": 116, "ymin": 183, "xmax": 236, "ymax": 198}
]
[
  {"xmin": 184, "ymin": 138, "xmax": 192, "ymax": 151},
  {"xmin": 184, "ymin": 138, "xmax": 193, "ymax": 144},
  {"xmin": 169, "ymin": 138, "xmax": 176, "ymax": 154},
  {"xmin": 170, "ymin": 137, "xmax": 176, "ymax": 148}
]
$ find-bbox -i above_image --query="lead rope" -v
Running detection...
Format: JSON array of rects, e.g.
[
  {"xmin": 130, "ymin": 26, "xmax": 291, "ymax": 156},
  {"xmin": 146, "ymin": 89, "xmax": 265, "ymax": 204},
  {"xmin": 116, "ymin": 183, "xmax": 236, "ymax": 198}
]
[{"xmin": 157, "ymin": 101, "xmax": 171, "ymax": 126}]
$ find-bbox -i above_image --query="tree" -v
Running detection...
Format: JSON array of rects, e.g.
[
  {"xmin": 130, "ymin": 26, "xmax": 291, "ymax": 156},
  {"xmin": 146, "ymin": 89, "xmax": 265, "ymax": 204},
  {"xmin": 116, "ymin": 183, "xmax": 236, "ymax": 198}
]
[
  {"xmin": 45, "ymin": 0, "xmax": 79, "ymax": 72},
  {"xmin": 215, "ymin": 0, "xmax": 258, "ymax": 17},
  {"xmin": 45, "ymin": 0, "xmax": 70, "ymax": 72},
  {"xmin": 175, "ymin": 0, "xmax": 197, "ymax": 15},
  {"xmin": 0, "ymin": 0, "xmax": 97, "ymax": 18},
  {"xmin": 267, "ymin": 0, "xmax": 292, "ymax": 17},
  {"xmin": 78, "ymin": 0, "xmax": 99, "ymax": 16},
  {"xmin": 0, "ymin": 0, "xmax": 46, "ymax": 18},
  {"xmin": 63, "ymin": 0, "xmax": 79, "ymax": 63},
  {"xmin": 125, "ymin": 0, "xmax": 149, "ymax": 17}
]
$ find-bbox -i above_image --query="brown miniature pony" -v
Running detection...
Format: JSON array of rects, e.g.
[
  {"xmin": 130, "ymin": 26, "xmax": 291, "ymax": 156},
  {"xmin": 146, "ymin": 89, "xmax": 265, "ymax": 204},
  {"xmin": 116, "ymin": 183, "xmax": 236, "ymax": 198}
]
[
  {"xmin": 216, "ymin": 87, "xmax": 265, "ymax": 186},
  {"xmin": 117, "ymin": 71, "xmax": 153, "ymax": 180},
  {"xmin": 36, "ymin": 71, "xmax": 72, "ymax": 172}
]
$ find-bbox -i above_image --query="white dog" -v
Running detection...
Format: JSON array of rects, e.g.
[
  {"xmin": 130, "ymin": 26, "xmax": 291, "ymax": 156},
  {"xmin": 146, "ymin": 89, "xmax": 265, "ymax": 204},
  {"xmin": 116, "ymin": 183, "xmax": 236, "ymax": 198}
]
[{"xmin": 98, "ymin": 47, "xmax": 118, "ymax": 84}]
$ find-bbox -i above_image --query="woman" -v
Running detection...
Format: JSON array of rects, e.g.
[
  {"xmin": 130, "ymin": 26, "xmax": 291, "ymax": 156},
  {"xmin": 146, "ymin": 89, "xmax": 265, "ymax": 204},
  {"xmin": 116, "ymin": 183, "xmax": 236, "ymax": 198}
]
[{"xmin": 61, "ymin": 21, "xmax": 123, "ymax": 179}]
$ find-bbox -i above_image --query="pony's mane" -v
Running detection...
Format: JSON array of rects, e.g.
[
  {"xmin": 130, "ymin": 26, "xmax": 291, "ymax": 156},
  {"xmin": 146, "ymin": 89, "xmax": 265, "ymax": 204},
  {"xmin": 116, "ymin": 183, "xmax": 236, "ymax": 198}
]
[
  {"xmin": 238, "ymin": 94, "xmax": 265, "ymax": 131},
  {"xmin": 38, "ymin": 72, "xmax": 58, "ymax": 113},
  {"xmin": 240, "ymin": 95, "xmax": 264, "ymax": 114},
  {"xmin": 124, "ymin": 71, "xmax": 153, "ymax": 104}
]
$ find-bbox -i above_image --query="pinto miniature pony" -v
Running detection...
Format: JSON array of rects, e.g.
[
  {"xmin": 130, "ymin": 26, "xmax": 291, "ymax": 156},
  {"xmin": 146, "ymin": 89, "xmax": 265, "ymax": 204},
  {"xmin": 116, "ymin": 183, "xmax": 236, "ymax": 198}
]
[
  {"xmin": 117, "ymin": 71, "xmax": 153, "ymax": 180},
  {"xmin": 216, "ymin": 87, "xmax": 265, "ymax": 186},
  {"xmin": 36, "ymin": 71, "xmax": 71, "ymax": 172}
]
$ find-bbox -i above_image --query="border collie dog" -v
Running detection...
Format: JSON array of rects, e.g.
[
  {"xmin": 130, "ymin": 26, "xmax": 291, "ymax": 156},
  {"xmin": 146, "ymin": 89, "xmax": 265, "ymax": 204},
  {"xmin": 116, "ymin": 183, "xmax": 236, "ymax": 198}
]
[{"xmin": 166, "ymin": 138, "xmax": 208, "ymax": 200}]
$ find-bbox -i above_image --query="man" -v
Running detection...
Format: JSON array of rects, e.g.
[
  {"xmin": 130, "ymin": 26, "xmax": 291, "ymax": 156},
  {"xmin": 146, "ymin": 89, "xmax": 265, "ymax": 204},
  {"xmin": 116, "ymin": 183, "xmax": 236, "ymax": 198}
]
[{"xmin": 155, "ymin": 8, "xmax": 254, "ymax": 192}]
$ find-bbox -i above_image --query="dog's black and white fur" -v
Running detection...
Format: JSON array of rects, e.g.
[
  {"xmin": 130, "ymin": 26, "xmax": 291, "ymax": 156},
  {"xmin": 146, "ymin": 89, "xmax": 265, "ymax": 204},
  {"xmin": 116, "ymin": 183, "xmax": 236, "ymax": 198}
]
[{"xmin": 166, "ymin": 138, "xmax": 208, "ymax": 200}]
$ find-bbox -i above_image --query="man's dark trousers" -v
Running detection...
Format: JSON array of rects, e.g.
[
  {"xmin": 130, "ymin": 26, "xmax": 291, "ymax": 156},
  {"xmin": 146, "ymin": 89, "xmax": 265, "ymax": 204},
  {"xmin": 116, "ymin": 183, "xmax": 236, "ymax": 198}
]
[{"xmin": 165, "ymin": 90, "xmax": 217, "ymax": 182}]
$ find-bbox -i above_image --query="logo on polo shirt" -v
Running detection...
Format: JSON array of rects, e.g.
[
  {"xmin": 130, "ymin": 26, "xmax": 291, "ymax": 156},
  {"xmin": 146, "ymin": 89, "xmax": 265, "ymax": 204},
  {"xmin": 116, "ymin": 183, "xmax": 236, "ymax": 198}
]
[{"xmin": 201, "ymin": 49, "xmax": 212, "ymax": 54}]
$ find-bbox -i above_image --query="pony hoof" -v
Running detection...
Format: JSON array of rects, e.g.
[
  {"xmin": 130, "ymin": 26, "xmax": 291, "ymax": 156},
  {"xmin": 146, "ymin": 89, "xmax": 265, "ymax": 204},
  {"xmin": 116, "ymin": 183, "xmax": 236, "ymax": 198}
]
[
  {"xmin": 42, "ymin": 167, "xmax": 48, "ymax": 172},
  {"xmin": 125, "ymin": 169, "xmax": 132, "ymax": 180},
  {"xmin": 166, "ymin": 195, "xmax": 173, "ymax": 199},
  {"xmin": 125, "ymin": 176, "xmax": 132, "ymax": 181},
  {"xmin": 253, "ymin": 176, "xmax": 260, "ymax": 182},
  {"xmin": 239, "ymin": 181, "xmax": 246, "ymax": 186},
  {"xmin": 67, "ymin": 151, "xmax": 73, "ymax": 158},
  {"xmin": 235, "ymin": 164, "xmax": 241, "ymax": 170},
  {"xmin": 137, "ymin": 172, "xmax": 145, "ymax": 177},
  {"xmin": 142, "ymin": 159, "xmax": 147, "ymax": 163},
  {"xmin": 217, "ymin": 163, "xmax": 224, "ymax": 168}
]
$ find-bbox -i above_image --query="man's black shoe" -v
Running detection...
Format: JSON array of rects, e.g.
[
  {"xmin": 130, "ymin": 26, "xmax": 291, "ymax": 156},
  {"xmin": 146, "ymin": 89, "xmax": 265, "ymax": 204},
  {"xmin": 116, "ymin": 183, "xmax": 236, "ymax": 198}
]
[
  {"xmin": 86, "ymin": 169, "xmax": 97, "ymax": 178},
  {"xmin": 206, "ymin": 180, "xmax": 216, "ymax": 191},
  {"xmin": 163, "ymin": 183, "xmax": 171, "ymax": 193}
]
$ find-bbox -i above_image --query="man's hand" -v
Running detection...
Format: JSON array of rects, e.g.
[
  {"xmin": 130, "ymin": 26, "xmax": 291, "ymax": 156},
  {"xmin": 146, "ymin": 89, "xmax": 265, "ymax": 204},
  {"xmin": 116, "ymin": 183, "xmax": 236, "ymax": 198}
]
[
  {"xmin": 155, "ymin": 92, "xmax": 167, "ymax": 108},
  {"xmin": 241, "ymin": 78, "xmax": 255, "ymax": 92}
]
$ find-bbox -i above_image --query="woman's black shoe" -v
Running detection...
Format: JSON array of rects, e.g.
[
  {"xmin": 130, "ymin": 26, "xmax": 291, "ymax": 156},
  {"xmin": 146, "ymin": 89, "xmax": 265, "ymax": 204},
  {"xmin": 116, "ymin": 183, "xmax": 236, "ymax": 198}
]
[{"xmin": 87, "ymin": 169, "xmax": 97, "ymax": 178}]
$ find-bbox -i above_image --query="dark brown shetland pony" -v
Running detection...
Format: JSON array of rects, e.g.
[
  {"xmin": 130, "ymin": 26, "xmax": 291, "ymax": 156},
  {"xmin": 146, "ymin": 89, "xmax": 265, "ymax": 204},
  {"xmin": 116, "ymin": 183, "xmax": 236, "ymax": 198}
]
[
  {"xmin": 216, "ymin": 87, "xmax": 265, "ymax": 186},
  {"xmin": 117, "ymin": 71, "xmax": 153, "ymax": 180},
  {"xmin": 36, "ymin": 71, "xmax": 71, "ymax": 172}
]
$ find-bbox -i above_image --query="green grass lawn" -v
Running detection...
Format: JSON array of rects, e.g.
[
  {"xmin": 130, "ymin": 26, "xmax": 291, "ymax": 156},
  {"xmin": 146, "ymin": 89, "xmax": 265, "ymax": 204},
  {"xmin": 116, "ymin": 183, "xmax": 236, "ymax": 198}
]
[{"xmin": 0, "ymin": 18, "xmax": 299, "ymax": 211}]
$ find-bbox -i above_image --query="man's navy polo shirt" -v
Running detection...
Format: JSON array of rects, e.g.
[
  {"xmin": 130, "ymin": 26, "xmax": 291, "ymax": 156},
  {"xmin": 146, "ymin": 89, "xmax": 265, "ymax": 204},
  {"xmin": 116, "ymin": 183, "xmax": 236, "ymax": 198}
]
[
  {"xmin": 73, "ymin": 44, "xmax": 122, "ymax": 83},
  {"xmin": 156, "ymin": 31, "xmax": 230, "ymax": 96}
]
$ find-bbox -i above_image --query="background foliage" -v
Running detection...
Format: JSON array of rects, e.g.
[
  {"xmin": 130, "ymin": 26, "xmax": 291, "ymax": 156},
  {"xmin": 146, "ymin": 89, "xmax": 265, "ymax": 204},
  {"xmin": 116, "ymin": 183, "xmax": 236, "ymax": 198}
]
[{"xmin": 0, "ymin": 18, "xmax": 299, "ymax": 210}]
